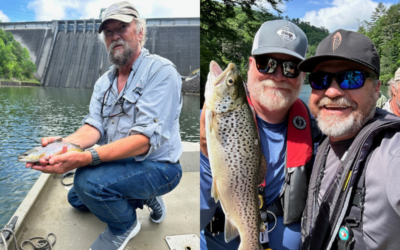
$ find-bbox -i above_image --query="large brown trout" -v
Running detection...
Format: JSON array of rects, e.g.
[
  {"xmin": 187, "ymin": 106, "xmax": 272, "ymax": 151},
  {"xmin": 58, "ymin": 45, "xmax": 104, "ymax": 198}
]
[
  {"xmin": 18, "ymin": 138, "xmax": 83, "ymax": 162},
  {"xmin": 205, "ymin": 61, "xmax": 267, "ymax": 250}
]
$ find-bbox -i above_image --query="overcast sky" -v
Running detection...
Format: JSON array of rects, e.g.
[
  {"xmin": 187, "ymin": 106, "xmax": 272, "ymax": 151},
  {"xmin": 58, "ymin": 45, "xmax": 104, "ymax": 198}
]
[
  {"xmin": 0, "ymin": 0, "xmax": 200, "ymax": 22},
  {"xmin": 0, "ymin": 0, "xmax": 397, "ymax": 32}
]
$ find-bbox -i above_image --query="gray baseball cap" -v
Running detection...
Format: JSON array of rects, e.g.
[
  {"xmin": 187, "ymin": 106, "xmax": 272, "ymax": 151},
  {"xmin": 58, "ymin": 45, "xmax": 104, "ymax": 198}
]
[
  {"xmin": 98, "ymin": 1, "xmax": 140, "ymax": 34},
  {"xmin": 252, "ymin": 20, "xmax": 308, "ymax": 60}
]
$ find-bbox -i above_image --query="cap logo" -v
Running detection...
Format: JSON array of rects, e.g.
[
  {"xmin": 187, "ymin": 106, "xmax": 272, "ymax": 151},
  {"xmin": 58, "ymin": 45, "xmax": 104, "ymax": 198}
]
[
  {"xmin": 277, "ymin": 25, "xmax": 297, "ymax": 43},
  {"xmin": 332, "ymin": 32, "xmax": 342, "ymax": 53},
  {"xmin": 105, "ymin": 3, "xmax": 120, "ymax": 16}
]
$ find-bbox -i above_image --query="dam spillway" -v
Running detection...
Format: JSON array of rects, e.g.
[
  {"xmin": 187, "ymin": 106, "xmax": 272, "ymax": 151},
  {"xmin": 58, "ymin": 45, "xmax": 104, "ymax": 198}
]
[{"xmin": 0, "ymin": 18, "xmax": 200, "ymax": 88}]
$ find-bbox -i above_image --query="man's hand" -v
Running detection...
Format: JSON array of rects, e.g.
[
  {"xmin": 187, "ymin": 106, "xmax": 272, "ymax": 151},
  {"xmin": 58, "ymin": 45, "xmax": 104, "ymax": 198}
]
[
  {"xmin": 25, "ymin": 138, "xmax": 65, "ymax": 169},
  {"xmin": 200, "ymin": 102, "xmax": 208, "ymax": 157},
  {"xmin": 26, "ymin": 146, "xmax": 91, "ymax": 174},
  {"xmin": 41, "ymin": 136, "xmax": 64, "ymax": 147}
]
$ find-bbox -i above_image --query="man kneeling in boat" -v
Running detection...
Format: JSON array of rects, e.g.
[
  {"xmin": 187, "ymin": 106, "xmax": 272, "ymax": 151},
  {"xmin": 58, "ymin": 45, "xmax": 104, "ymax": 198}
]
[{"xmin": 25, "ymin": 2, "xmax": 183, "ymax": 250}]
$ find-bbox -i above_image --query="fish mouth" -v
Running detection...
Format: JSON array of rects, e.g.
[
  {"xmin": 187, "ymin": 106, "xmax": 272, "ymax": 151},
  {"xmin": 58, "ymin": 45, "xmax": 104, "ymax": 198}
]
[
  {"xmin": 211, "ymin": 62, "xmax": 238, "ymax": 87},
  {"xmin": 17, "ymin": 158, "xmax": 37, "ymax": 163}
]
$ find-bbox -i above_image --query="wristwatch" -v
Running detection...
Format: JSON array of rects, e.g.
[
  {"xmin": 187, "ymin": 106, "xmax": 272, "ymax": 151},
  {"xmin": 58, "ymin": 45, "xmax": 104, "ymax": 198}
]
[{"xmin": 87, "ymin": 148, "xmax": 101, "ymax": 166}]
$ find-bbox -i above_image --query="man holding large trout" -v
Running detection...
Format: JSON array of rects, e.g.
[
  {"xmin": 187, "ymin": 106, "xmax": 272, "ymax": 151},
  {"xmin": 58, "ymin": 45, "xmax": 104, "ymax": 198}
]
[
  {"xmin": 25, "ymin": 2, "xmax": 183, "ymax": 250},
  {"xmin": 200, "ymin": 20, "xmax": 322, "ymax": 250}
]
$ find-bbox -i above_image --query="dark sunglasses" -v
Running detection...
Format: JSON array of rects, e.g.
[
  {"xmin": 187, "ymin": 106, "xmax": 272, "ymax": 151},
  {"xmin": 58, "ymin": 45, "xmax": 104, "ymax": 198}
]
[
  {"xmin": 101, "ymin": 84, "xmax": 126, "ymax": 118},
  {"xmin": 254, "ymin": 55, "xmax": 301, "ymax": 78},
  {"xmin": 308, "ymin": 70, "xmax": 378, "ymax": 90}
]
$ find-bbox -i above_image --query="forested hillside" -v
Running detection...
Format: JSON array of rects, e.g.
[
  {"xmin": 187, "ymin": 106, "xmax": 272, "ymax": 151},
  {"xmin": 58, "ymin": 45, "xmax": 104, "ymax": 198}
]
[
  {"xmin": 358, "ymin": 2, "xmax": 400, "ymax": 85},
  {"xmin": 0, "ymin": 28, "xmax": 36, "ymax": 81}
]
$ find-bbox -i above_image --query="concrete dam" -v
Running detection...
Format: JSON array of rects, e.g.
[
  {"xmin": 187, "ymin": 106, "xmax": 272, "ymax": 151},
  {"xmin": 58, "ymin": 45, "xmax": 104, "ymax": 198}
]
[{"xmin": 0, "ymin": 18, "xmax": 200, "ymax": 88}]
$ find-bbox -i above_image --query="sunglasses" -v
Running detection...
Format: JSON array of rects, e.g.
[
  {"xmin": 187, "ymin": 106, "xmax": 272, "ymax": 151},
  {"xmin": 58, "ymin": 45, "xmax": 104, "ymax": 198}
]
[
  {"xmin": 308, "ymin": 71, "xmax": 378, "ymax": 90},
  {"xmin": 101, "ymin": 84, "xmax": 126, "ymax": 118},
  {"xmin": 254, "ymin": 55, "xmax": 301, "ymax": 78}
]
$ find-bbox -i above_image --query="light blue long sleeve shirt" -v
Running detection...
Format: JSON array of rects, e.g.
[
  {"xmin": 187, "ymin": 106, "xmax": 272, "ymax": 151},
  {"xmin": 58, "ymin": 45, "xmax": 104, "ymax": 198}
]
[{"xmin": 83, "ymin": 48, "xmax": 183, "ymax": 163}]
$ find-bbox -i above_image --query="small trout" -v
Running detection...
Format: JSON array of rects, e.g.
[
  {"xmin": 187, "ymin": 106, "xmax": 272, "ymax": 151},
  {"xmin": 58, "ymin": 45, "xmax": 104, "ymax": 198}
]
[
  {"xmin": 205, "ymin": 61, "xmax": 267, "ymax": 250},
  {"xmin": 18, "ymin": 139, "xmax": 83, "ymax": 162}
]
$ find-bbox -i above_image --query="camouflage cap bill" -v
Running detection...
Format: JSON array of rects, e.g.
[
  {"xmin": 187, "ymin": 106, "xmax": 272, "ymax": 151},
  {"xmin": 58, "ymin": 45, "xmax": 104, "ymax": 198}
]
[{"xmin": 98, "ymin": 1, "xmax": 140, "ymax": 34}]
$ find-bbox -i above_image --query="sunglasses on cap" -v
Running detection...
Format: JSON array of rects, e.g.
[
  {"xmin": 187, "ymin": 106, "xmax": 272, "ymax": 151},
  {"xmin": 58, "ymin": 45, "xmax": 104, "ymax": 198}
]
[
  {"xmin": 308, "ymin": 70, "xmax": 378, "ymax": 90},
  {"xmin": 254, "ymin": 55, "xmax": 301, "ymax": 78}
]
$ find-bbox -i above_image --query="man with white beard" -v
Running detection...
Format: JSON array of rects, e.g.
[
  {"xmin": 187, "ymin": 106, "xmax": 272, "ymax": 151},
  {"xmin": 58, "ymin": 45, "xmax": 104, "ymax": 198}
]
[
  {"xmin": 26, "ymin": 2, "xmax": 183, "ymax": 250},
  {"xmin": 382, "ymin": 67, "xmax": 400, "ymax": 116},
  {"xmin": 300, "ymin": 30, "xmax": 400, "ymax": 250},
  {"xmin": 200, "ymin": 20, "xmax": 322, "ymax": 250}
]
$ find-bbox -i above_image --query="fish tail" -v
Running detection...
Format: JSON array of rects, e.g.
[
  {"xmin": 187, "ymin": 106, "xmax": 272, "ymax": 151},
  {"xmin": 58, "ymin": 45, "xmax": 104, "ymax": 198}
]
[
  {"xmin": 211, "ymin": 178, "xmax": 219, "ymax": 202},
  {"xmin": 224, "ymin": 217, "xmax": 239, "ymax": 243}
]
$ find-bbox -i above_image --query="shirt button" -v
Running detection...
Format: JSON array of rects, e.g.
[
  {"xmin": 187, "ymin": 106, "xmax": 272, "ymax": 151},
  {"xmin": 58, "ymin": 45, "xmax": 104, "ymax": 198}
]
[
  {"xmin": 110, "ymin": 139, "xmax": 112, "ymax": 142},
  {"xmin": 154, "ymin": 118, "xmax": 158, "ymax": 122},
  {"xmin": 112, "ymin": 121, "xmax": 115, "ymax": 124}
]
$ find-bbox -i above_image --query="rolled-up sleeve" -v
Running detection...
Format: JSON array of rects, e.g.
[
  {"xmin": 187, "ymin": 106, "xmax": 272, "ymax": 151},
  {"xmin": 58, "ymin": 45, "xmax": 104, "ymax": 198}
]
[
  {"xmin": 129, "ymin": 64, "xmax": 182, "ymax": 160},
  {"xmin": 82, "ymin": 79, "xmax": 106, "ymax": 143}
]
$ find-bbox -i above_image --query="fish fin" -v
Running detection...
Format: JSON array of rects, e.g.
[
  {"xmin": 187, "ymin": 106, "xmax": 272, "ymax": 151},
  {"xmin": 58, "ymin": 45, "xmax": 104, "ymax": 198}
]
[
  {"xmin": 224, "ymin": 217, "xmax": 240, "ymax": 243},
  {"xmin": 258, "ymin": 154, "xmax": 268, "ymax": 185},
  {"xmin": 52, "ymin": 150, "xmax": 63, "ymax": 156},
  {"xmin": 211, "ymin": 178, "xmax": 219, "ymax": 202},
  {"xmin": 39, "ymin": 152, "xmax": 46, "ymax": 158},
  {"xmin": 205, "ymin": 108, "xmax": 213, "ymax": 133},
  {"xmin": 69, "ymin": 143, "xmax": 83, "ymax": 151},
  {"xmin": 68, "ymin": 148, "xmax": 84, "ymax": 152},
  {"xmin": 55, "ymin": 138, "xmax": 63, "ymax": 142}
]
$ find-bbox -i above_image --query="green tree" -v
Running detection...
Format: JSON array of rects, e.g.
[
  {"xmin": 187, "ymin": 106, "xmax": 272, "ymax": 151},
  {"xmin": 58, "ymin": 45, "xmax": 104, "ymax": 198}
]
[
  {"xmin": 371, "ymin": 2, "xmax": 388, "ymax": 23},
  {"xmin": 200, "ymin": 0, "xmax": 286, "ymax": 106},
  {"xmin": 0, "ymin": 28, "xmax": 36, "ymax": 80},
  {"xmin": 359, "ymin": 2, "xmax": 400, "ymax": 84}
]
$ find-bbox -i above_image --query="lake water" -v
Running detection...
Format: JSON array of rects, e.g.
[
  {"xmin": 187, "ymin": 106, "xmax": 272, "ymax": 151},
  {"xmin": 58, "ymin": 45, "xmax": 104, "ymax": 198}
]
[{"xmin": 0, "ymin": 87, "xmax": 199, "ymax": 226}]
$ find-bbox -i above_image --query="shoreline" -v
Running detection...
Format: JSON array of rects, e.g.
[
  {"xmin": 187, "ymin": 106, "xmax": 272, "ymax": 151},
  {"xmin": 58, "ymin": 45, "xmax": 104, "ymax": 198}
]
[
  {"xmin": 0, "ymin": 82, "xmax": 201, "ymax": 94},
  {"xmin": 0, "ymin": 81, "xmax": 40, "ymax": 87}
]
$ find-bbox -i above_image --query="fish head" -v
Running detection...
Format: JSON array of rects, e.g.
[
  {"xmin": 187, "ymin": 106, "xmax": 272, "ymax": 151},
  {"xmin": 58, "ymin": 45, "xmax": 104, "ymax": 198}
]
[
  {"xmin": 205, "ymin": 61, "xmax": 246, "ymax": 113},
  {"xmin": 17, "ymin": 148, "xmax": 45, "ymax": 162}
]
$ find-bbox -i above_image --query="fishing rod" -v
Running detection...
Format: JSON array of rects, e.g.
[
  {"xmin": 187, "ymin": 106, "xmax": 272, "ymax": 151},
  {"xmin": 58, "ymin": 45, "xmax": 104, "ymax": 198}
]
[{"xmin": 0, "ymin": 121, "xmax": 41, "ymax": 144}]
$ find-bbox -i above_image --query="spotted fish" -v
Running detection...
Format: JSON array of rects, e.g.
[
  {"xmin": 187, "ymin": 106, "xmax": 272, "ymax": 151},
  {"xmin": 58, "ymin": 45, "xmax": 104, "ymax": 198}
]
[
  {"xmin": 18, "ymin": 138, "xmax": 83, "ymax": 162},
  {"xmin": 205, "ymin": 61, "xmax": 267, "ymax": 250}
]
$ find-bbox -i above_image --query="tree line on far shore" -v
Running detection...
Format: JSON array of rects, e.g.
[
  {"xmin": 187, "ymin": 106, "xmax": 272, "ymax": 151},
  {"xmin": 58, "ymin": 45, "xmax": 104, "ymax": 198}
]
[
  {"xmin": 0, "ymin": 27, "xmax": 36, "ymax": 81},
  {"xmin": 358, "ymin": 2, "xmax": 400, "ymax": 85}
]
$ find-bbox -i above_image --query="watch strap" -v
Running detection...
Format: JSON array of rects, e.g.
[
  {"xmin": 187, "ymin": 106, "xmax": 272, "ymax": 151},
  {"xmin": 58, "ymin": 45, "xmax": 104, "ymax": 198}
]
[{"xmin": 88, "ymin": 148, "xmax": 101, "ymax": 166}]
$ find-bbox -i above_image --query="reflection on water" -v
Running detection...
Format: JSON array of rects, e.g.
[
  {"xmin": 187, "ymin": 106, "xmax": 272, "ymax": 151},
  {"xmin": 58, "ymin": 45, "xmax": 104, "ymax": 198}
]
[{"xmin": 0, "ymin": 87, "xmax": 199, "ymax": 226}]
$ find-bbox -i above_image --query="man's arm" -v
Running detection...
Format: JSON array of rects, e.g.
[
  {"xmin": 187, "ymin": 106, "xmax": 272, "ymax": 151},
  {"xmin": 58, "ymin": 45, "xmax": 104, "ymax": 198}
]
[
  {"xmin": 40, "ymin": 124, "xmax": 101, "ymax": 149},
  {"xmin": 200, "ymin": 103, "xmax": 208, "ymax": 157},
  {"xmin": 64, "ymin": 124, "xmax": 101, "ymax": 149}
]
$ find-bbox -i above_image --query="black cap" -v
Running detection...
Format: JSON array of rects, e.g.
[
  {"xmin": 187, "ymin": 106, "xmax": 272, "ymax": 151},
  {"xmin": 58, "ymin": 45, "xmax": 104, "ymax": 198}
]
[{"xmin": 298, "ymin": 29, "xmax": 380, "ymax": 77}]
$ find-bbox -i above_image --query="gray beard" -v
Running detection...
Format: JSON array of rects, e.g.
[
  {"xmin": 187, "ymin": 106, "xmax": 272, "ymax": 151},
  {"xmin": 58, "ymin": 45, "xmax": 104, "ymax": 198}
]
[
  {"xmin": 315, "ymin": 95, "xmax": 376, "ymax": 140},
  {"xmin": 108, "ymin": 41, "xmax": 134, "ymax": 67}
]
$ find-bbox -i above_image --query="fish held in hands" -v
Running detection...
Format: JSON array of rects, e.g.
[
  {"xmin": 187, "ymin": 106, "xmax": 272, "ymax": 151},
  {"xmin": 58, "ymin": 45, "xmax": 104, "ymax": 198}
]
[
  {"xmin": 205, "ymin": 61, "xmax": 267, "ymax": 250},
  {"xmin": 18, "ymin": 138, "xmax": 83, "ymax": 162}
]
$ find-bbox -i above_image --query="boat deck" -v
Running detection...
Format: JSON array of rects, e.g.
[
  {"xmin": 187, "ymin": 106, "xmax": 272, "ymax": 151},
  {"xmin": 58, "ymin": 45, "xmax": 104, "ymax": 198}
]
[{"xmin": 1, "ymin": 142, "xmax": 200, "ymax": 250}]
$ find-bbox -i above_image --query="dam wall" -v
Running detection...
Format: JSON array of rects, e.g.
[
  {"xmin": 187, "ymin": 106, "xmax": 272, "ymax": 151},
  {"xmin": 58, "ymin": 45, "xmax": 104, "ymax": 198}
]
[{"xmin": 0, "ymin": 18, "xmax": 199, "ymax": 88}]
